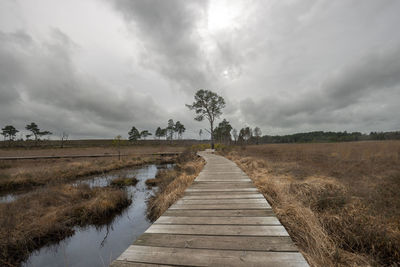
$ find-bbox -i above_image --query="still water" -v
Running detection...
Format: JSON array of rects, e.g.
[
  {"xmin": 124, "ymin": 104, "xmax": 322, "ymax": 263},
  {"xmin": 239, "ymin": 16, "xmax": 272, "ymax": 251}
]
[{"xmin": 22, "ymin": 164, "xmax": 173, "ymax": 267}]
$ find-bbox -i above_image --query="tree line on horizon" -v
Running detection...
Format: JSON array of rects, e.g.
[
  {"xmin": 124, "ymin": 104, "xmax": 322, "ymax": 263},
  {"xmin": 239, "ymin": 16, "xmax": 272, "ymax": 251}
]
[
  {"xmin": 128, "ymin": 119, "xmax": 186, "ymax": 141},
  {"xmin": 2, "ymin": 88, "xmax": 400, "ymax": 146},
  {"xmin": 1, "ymin": 122, "xmax": 52, "ymax": 141}
]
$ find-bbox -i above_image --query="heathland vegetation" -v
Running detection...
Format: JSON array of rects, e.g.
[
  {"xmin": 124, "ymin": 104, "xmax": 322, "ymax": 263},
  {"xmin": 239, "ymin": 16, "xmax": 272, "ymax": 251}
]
[
  {"xmin": 0, "ymin": 145, "xmax": 182, "ymax": 266},
  {"xmin": 221, "ymin": 141, "xmax": 400, "ymax": 266}
]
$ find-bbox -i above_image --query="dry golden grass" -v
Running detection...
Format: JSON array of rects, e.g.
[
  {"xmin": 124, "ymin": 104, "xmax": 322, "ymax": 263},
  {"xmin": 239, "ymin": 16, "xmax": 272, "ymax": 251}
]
[
  {"xmin": 0, "ymin": 145, "xmax": 185, "ymax": 157},
  {"xmin": 147, "ymin": 151, "xmax": 205, "ymax": 221},
  {"xmin": 223, "ymin": 141, "xmax": 400, "ymax": 266},
  {"xmin": 0, "ymin": 184, "xmax": 131, "ymax": 266},
  {"xmin": 0, "ymin": 156, "xmax": 175, "ymax": 194}
]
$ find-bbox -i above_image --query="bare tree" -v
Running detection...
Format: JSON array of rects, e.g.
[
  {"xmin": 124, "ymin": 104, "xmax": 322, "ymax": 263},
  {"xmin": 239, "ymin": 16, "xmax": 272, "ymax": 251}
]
[{"xmin": 60, "ymin": 132, "xmax": 69, "ymax": 148}]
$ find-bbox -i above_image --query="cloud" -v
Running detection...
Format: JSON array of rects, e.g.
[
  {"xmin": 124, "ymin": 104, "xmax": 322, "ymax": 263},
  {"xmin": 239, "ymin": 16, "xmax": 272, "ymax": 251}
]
[
  {"xmin": 0, "ymin": 28, "xmax": 165, "ymax": 138},
  {"xmin": 1, "ymin": 0, "xmax": 400, "ymax": 138},
  {"xmin": 108, "ymin": 0, "xmax": 214, "ymax": 93},
  {"xmin": 239, "ymin": 45, "xmax": 400, "ymax": 133}
]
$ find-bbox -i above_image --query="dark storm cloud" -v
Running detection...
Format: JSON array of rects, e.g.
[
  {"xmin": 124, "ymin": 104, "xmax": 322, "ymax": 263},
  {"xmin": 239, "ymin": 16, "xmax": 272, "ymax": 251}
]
[
  {"xmin": 239, "ymin": 46, "xmax": 400, "ymax": 133},
  {"xmin": 109, "ymin": 0, "xmax": 213, "ymax": 92},
  {"xmin": 0, "ymin": 29, "xmax": 165, "ymax": 138}
]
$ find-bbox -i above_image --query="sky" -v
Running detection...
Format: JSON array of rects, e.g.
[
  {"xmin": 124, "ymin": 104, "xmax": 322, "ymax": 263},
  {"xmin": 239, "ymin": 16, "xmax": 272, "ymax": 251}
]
[{"xmin": 0, "ymin": 0, "xmax": 399, "ymax": 139}]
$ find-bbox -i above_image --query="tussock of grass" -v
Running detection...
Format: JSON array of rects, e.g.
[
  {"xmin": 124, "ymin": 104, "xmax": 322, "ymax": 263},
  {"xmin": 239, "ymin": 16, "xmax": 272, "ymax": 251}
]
[
  {"xmin": 147, "ymin": 151, "xmax": 204, "ymax": 221},
  {"xmin": 224, "ymin": 141, "xmax": 400, "ymax": 266},
  {"xmin": 145, "ymin": 169, "xmax": 176, "ymax": 188},
  {"xmin": 0, "ymin": 184, "xmax": 131, "ymax": 266},
  {"xmin": 110, "ymin": 176, "xmax": 138, "ymax": 187}
]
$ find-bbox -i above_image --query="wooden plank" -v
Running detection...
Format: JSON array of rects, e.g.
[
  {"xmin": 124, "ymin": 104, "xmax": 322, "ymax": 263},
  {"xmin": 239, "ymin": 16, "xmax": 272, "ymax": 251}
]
[
  {"xmin": 188, "ymin": 185, "xmax": 256, "ymax": 190},
  {"xmin": 145, "ymin": 224, "xmax": 289, "ymax": 236},
  {"xmin": 111, "ymin": 261, "xmax": 173, "ymax": 267},
  {"xmin": 184, "ymin": 190, "xmax": 259, "ymax": 195},
  {"xmin": 181, "ymin": 193, "xmax": 264, "ymax": 199},
  {"xmin": 117, "ymin": 245, "xmax": 308, "ymax": 266},
  {"xmin": 154, "ymin": 216, "xmax": 281, "ymax": 225},
  {"xmin": 169, "ymin": 203, "xmax": 270, "ymax": 210},
  {"xmin": 134, "ymin": 233, "xmax": 298, "ymax": 252},
  {"xmin": 186, "ymin": 188, "xmax": 259, "ymax": 192},
  {"xmin": 195, "ymin": 179, "xmax": 251, "ymax": 183},
  {"xmin": 164, "ymin": 209, "xmax": 275, "ymax": 217},
  {"xmin": 175, "ymin": 199, "xmax": 267, "ymax": 205},
  {"xmin": 192, "ymin": 181, "xmax": 253, "ymax": 185}
]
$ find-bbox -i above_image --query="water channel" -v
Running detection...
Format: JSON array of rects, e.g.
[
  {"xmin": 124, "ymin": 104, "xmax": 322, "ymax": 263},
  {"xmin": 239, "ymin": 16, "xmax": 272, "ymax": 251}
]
[{"xmin": 21, "ymin": 163, "xmax": 173, "ymax": 267}]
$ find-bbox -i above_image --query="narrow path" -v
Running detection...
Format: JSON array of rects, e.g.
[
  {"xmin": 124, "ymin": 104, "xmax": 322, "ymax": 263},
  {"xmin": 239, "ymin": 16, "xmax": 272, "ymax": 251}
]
[{"xmin": 111, "ymin": 151, "xmax": 309, "ymax": 266}]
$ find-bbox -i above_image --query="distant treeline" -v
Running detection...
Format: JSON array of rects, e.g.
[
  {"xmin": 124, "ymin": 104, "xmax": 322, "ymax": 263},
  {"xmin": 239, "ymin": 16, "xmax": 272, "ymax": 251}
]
[{"xmin": 259, "ymin": 131, "xmax": 400, "ymax": 143}]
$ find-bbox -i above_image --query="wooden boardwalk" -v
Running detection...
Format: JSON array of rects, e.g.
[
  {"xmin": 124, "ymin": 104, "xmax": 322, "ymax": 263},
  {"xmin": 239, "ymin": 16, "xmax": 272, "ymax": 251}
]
[{"xmin": 111, "ymin": 151, "xmax": 308, "ymax": 266}]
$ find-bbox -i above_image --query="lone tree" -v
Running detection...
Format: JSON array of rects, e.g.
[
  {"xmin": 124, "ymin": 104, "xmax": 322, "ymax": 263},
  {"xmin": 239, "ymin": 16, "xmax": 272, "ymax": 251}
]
[
  {"xmin": 1, "ymin": 125, "xmax": 19, "ymax": 141},
  {"xmin": 186, "ymin": 89, "xmax": 225, "ymax": 149},
  {"xmin": 128, "ymin": 126, "xmax": 141, "ymax": 141},
  {"xmin": 25, "ymin": 122, "xmax": 52, "ymax": 141}
]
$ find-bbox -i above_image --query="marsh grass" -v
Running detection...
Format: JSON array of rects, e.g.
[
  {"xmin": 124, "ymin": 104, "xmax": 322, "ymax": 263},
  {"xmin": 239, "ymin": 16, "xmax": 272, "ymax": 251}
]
[
  {"xmin": 224, "ymin": 141, "xmax": 400, "ymax": 266},
  {"xmin": 0, "ymin": 184, "xmax": 131, "ymax": 266},
  {"xmin": 0, "ymin": 156, "xmax": 175, "ymax": 194},
  {"xmin": 147, "ymin": 151, "xmax": 205, "ymax": 221}
]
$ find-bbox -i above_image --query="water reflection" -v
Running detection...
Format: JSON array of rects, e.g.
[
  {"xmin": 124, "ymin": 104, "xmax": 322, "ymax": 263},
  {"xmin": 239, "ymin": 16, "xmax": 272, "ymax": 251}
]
[
  {"xmin": 23, "ymin": 164, "xmax": 173, "ymax": 267},
  {"xmin": 0, "ymin": 193, "xmax": 16, "ymax": 203}
]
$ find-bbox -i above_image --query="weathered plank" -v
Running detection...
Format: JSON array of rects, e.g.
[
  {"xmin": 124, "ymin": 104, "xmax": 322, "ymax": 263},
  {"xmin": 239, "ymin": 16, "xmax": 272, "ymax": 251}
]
[
  {"xmin": 163, "ymin": 209, "xmax": 275, "ymax": 217},
  {"xmin": 175, "ymin": 198, "xmax": 267, "ymax": 205},
  {"xmin": 169, "ymin": 203, "xmax": 270, "ymax": 210},
  {"xmin": 145, "ymin": 224, "xmax": 289, "ymax": 236},
  {"xmin": 186, "ymin": 188, "xmax": 259, "ymax": 192},
  {"xmin": 184, "ymin": 190, "xmax": 260, "ymax": 195},
  {"xmin": 154, "ymin": 216, "xmax": 281, "ymax": 225},
  {"xmin": 116, "ymin": 246, "xmax": 308, "ymax": 267},
  {"xmin": 134, "ymin": 233, "xmax": 298, "ymax": 252},
  {"xmin": 181, "ymin": 193, "xmax": 264, "ymax": 199}
]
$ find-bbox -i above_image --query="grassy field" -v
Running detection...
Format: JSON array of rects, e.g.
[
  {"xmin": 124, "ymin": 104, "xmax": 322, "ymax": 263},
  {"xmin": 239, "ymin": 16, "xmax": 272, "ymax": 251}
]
[
  {"xmin": 222, "ymin": 141, "xmax": 400, "ymax": 266},
  {"xmin": 0, "ymin": 144, "xmax": 185, "ymax": 157},
  {"xmin": 0, "ymin": 145, "xmax": 182, "ymax": 194}
]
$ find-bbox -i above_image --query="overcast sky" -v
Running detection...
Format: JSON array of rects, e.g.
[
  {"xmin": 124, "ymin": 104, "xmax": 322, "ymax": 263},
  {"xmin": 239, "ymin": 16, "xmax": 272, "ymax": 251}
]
[{"xmin": 1, "ymin": 0, "xmax": 399, "ymax": 139}]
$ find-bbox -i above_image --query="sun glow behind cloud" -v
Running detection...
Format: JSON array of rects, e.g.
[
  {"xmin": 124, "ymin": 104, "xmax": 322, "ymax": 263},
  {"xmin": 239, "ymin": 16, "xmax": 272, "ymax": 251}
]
[{"xmin": 207, "ymin": 0, "xmax": 242, "ymax": 32}]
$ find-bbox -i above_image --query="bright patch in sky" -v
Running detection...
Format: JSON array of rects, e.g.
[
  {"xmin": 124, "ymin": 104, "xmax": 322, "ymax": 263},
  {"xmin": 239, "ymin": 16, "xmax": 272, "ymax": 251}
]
[{"xmin": 207, "ymin": 0, "xmax": 242, "ymax": 32}]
